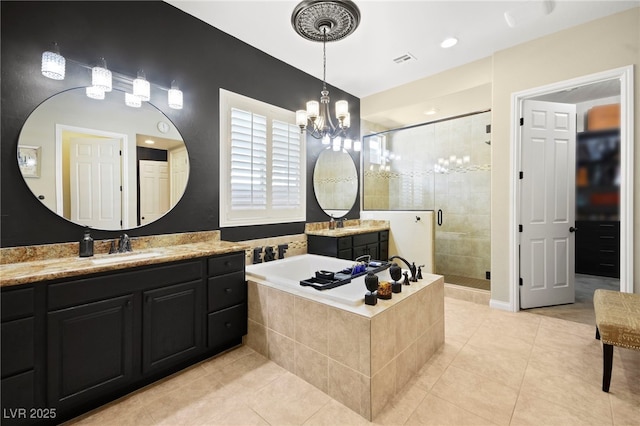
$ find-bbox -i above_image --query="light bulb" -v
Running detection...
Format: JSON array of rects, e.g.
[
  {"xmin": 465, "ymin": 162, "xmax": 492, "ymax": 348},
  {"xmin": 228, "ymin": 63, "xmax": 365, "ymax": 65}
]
[
  {"xmin": 41, "ymin": 43, "xmax": 65, "ymax": 80},
  {"xmin": 85, "ymin": 86, "xmax": 105, "ymax": 100},
  {"xmin": 92, "ymin": 58, "xmax": 112, "ymax": 92},
  {"xmin": 133, "ymin": 70, "xmax": 150, "ymax": 102},
  {"xmin": 125, "ymin": 93, "xmax": 141, "ymax": 108},
  {"xmin": 168, "ymin": 80, "xmax": 183, "ymax": 109}
]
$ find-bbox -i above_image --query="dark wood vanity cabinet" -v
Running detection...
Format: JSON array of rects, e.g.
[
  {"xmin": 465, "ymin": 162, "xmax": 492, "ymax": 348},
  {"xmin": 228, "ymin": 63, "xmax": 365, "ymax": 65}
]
[
  {"xmin": 206, "ymin": 252, "xmax": 247, "ymax": 350},
  {"xmin": 308, "ymin": 230, "xmax": 389, "ymax": 261},
  {"xmin": 1, "ymin": 285, "xmax": 45, "ymax": 425},
  {"xmin": 47, "ymin": 294, "xmax": 135, "ymax": 413},
  {"xmin": 1, "ymin": 251, "xmax": 247, "ymax": 424}
]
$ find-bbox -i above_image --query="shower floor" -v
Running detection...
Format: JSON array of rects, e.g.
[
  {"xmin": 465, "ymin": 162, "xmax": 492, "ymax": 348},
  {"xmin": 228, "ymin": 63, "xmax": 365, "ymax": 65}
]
[{"xmin": 443, "ymin": 274, "xmax": 490, "ymax": 291}]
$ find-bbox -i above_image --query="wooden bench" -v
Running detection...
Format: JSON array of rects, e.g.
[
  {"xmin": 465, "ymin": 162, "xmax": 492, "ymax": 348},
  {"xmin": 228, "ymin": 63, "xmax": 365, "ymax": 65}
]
[{"xmin": 593, "ymin": 289, "xmax": 640, "ymax": 392}]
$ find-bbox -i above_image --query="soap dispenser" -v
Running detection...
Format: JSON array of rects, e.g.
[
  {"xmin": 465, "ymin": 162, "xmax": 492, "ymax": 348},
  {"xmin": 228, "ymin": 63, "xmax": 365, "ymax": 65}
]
[{"xmin": 79, "ymin": 228, "xmax": 94, "ymax": 257}]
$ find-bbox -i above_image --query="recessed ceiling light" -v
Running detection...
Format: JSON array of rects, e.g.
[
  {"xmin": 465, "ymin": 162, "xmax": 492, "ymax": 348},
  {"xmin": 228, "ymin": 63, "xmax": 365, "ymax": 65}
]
[
  {"xmin": 440, "ymin": 37, "xmax": 458, "ymax": 49},
  {"xmin": 424, "ymin": 108, "xmax": 438, "ymax": 116},
  {"xmin": 145, "ymin": 139, "xmax": 155, "ymax": 145}
]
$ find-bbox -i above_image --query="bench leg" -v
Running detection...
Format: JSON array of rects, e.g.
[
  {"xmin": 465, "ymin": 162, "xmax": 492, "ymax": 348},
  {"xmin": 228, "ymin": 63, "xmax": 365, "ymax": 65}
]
[
  {"xmin": 595, "ymin": 326, "xmax": 600, "ymax": 340},
  {"xmin": 602, "ymin": 343, "xmax": 613, "ymax": 392}
]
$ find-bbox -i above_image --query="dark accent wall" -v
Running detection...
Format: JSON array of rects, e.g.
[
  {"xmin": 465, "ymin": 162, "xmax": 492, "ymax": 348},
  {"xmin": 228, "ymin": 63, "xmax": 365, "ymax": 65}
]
[{"xmin": 0, "ymin": 1, "xmax": 360, "ymax": 247}]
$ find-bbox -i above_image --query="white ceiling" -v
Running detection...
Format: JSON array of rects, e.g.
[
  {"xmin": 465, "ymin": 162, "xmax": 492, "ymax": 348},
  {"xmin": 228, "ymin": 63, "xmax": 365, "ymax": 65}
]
[{"xmin": 165, "ymin": 0, "xmax": 637, "ymax": 99}]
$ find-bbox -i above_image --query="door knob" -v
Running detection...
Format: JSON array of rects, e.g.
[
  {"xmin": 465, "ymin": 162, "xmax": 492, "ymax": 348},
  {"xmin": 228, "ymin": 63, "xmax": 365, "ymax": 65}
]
[{"xmin": 569, "ymin": 226, "xmax": 577, "ymax": 233}]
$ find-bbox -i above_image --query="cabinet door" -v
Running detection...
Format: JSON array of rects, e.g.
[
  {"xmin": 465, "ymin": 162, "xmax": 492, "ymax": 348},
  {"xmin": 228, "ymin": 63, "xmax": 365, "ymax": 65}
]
[
  {"xmin": 142, "ymin": 280, "xmax": 203, "ymax": 375},
  {"xmin": 47, "ymin": 294, "xmax": 134, "ymax": 410}
]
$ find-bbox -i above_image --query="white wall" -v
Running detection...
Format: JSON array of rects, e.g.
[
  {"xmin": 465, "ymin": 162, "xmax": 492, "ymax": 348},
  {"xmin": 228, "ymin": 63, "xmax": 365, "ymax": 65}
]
[{"xmin": 360, "ymin": 211, "xmax": 435, "ymax": 273}]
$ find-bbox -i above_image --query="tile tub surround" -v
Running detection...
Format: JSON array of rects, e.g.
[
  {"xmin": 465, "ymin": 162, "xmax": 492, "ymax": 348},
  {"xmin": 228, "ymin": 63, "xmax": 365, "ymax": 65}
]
[
  {"xmin": 0, "ymin": 231, "xmax": 252, "ymax": 287},
  {"xmin": 246, "ymin": 268, "xmax": 444, "ymax": 420}
]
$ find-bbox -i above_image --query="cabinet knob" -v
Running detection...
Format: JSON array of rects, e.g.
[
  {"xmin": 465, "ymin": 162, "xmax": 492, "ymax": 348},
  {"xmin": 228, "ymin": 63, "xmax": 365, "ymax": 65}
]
[
  {"xmin": 225, "ymin": 322, "xmax": 232, "ymax": 328},
  {"xmin": 225, "ymin": 288, "xmax": 232, "ymax": 293},
  {"xmin": 569, "ymin": 226, "xmax": 577, "ymax": 233},
  {"xmin": 125, "ymin": 300, "xmax": 131, "ymax": 308}
]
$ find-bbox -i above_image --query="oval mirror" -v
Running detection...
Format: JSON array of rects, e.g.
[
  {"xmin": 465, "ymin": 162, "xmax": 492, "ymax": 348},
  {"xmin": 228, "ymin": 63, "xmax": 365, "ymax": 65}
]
[
  {"xmin": 17, "ymin": 87, "xmax": 189, "ymax": 230},
  {"xmin": 313, "ymin": 148, "xmax": 358, "ymax": 218}
]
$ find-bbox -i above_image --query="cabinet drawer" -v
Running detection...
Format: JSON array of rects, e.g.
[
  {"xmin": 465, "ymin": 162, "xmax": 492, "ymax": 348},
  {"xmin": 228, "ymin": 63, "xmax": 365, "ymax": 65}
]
[
  {"xmin": 1, "ymin": 287, "xmax": 34, "ymax": 321},
  {"xmin": 208, "ymin": 272, "xmax": 246, "ymax": 312},
  {"xmin": 208, "ymin": 304, "xmax": 247, "ymax": 349},
  {"xmin": 1, "ymin": 317, "xmax": 34, "ymax": 377},
  {"xmin": 208, "ymin": 253, "xmax": 245, "ymax": 277},
  {"xmin": 338, "ymin": 237, "xmax": 352, "ymax": 250},
  {"xmin": 353, "ymin": 232, "xmax": 377, "ymax": 246},
  {"xmin": 49, "ymin": 261, "xmax": 202, "ymax": 310}
]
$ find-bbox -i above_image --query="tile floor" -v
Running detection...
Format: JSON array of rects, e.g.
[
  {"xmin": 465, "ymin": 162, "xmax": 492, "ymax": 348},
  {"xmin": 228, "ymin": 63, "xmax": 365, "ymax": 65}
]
[
  {"xmin": 67, "ymin": 297, "xmax": 639, "ymax": 425},
  {"xmin": 526, "ymin": 274, "xmax": 620, "ymax": 326}
]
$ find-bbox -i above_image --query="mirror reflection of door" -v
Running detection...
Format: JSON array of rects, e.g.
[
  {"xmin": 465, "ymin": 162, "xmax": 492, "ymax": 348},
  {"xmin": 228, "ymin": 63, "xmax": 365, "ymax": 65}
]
[
  {"xmin": 136, "ymin": 138, "xmax": 187, "ymax": 226},
  {"xmin": 139, "ymin": 160, "xmax": 169, "ymax": 225},
  {"xmin": 68, "ymin": 137, "xmax": 123, "ymax": 229}
]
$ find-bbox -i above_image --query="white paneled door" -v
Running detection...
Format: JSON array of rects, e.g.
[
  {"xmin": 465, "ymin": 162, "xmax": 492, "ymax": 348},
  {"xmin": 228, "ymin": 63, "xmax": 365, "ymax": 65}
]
[
  {"xmin": 139, "ymin": 160, "xmax": 169, "ymax": 225},
  {"xmin": 520, "ymin": 100, "xmax": 576, "ymax": 309},
  {"xmin": 69, "ymin": 138, "xmax": 122, "ymax": 229}
]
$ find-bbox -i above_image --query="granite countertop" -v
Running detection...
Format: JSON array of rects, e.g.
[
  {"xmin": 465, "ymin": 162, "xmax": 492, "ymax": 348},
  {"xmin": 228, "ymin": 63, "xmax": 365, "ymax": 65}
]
[
  {"xmin": 0, "ymin": 232, "xmax": 249, "ymax": 287},
  {"xmin": 305, "ymin": 219, "xmax": 389, "ymax": 237}
]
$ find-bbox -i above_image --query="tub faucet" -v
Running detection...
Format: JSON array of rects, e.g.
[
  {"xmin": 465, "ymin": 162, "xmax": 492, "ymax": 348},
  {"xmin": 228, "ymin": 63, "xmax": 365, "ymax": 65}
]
[{"xmin": 388, "ymin": 255, "xmax": 418, "ymax": 282}]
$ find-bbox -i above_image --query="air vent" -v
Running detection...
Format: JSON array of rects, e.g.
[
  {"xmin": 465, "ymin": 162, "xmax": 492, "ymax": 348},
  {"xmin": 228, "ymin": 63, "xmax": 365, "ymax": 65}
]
[{"xmin": 393, "ymin": 53, "xmax": 416, "ymax": 64}]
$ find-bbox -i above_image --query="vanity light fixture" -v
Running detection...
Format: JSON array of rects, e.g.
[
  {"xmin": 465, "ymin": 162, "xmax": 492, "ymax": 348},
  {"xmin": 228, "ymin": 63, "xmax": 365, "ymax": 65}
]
[
  {"xmin": 292, "ymin": 0, "xmax": 361, "ymax": 152},
  {"xmin": 125, "ymin": 92, "xmax": 142, "ymax": 108},
  {"xmin": 133, "ymin": 70, "xmax": 150, "ymax": 101},
  {"xmin": 167, "ymin": 80, "xmax": 183, "ymax": 110},
  {"xmin": 41, "ymin": 42, "xmax": 65, "ymax": 80},
  {"xmin": 40, "ymin": 44, "xmax": 186, "ymax": 109}
]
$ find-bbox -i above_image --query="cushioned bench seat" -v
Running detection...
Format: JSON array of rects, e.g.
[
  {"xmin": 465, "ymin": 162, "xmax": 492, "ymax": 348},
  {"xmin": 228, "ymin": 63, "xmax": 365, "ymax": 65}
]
[{"xmin": 593, "ymin": 289, "xmax": 640, "ymax": 392}]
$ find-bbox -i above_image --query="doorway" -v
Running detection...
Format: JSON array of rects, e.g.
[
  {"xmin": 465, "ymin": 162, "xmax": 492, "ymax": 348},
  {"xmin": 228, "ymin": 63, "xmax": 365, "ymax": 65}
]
[{"xmin": 509, "ymin": 66, "xmax": 634, "ymax": 313}]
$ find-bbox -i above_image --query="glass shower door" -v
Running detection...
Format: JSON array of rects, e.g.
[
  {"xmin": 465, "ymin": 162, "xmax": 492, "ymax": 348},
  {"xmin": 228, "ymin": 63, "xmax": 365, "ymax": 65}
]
[{"xmin": 433, "ymin": 111, "xmax": 491, "ymax": 290}]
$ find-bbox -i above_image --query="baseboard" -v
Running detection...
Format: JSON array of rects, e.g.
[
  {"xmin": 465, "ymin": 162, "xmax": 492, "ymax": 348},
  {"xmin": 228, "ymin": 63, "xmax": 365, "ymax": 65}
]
[{"xmin": 490, "ymin": 298, "xmax": 514, "ymax": 312}]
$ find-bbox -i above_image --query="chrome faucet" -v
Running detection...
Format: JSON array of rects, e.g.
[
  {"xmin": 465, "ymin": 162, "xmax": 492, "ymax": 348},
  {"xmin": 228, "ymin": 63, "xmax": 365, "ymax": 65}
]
[
  {"xmin": 117, "ymin": 233, "xmax": 132, "ymax": 253},
  {"xmin": 388, "ymin": 255, "xmax": 418, "ymax": 282}
]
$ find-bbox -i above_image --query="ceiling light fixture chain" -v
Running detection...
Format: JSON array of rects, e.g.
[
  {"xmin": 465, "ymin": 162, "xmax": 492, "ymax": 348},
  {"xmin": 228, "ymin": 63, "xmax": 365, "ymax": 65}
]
[{"xmin": 293, "ymin": 0, "xmax": 361, "ymax": 151}]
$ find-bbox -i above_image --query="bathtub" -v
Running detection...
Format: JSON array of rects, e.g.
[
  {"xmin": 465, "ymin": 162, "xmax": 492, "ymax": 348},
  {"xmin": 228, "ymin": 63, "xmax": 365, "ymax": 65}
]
[{"xmin": 245, "ymin": 254, "xmax": 396, "ymax": 306}]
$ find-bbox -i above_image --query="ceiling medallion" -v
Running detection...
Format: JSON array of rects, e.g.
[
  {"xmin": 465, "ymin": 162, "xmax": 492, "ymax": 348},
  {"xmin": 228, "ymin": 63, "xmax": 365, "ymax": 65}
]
[{"xmin": 291, "ymin": 0, "xmax": 361, "ymax": 42}]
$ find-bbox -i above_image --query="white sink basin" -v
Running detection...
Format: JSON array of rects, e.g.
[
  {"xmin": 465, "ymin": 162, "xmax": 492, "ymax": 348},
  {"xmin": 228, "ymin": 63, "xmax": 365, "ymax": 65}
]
[{"xmin": 91, "ymin": 251, "xmax": 163, "ymax": 265}]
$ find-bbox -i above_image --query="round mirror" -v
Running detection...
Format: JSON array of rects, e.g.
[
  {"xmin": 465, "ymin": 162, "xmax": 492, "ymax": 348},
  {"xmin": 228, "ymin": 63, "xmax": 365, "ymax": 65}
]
[
  {"xmin": 17, "ymin": 88, "xmax": 189, "ymax": 230},
  {"xmin": 313, "ymin": 148, "xmax": 358, "ymax": 217}
]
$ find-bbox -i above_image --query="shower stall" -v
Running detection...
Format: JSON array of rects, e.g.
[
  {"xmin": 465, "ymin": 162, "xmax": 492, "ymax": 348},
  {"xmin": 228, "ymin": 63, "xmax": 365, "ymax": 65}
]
[{"xmin": 362, "ymin": 111, "xmax": 491, "ymax": 290}]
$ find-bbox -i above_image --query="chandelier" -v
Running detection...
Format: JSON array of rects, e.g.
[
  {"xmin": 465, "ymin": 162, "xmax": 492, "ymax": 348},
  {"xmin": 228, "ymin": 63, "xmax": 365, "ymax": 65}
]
[{"xmin": 292, "ymin": 0, "xmax": 361, "ymax": 151}]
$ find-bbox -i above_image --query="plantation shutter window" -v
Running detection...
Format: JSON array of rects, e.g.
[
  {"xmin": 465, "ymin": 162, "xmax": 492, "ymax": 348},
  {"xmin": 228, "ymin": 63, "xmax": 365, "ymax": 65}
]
[
  {"xmin": 272, "ymin": 120, "xmax": 302, "ymax": 210},
  {"xmin": 220, "ymin": 89, "xmax": 306, "ymax": 226},
  {"xmin": 230, "ymin": 108, "xmax": 267, "ymax": 210}
]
